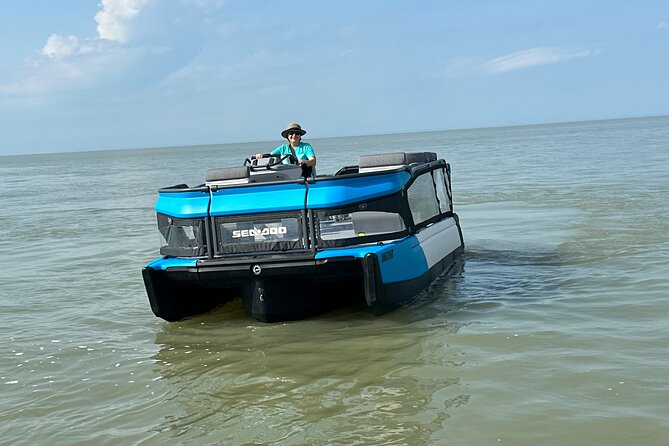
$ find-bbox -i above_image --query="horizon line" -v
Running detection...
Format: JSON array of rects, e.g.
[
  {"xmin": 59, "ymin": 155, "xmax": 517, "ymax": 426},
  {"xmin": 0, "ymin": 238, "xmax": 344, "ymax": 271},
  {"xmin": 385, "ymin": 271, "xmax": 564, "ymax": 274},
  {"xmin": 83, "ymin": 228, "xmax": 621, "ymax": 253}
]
[{"xmin": 2, "ymin": 114, "xmax": 667, "ymax": 158}]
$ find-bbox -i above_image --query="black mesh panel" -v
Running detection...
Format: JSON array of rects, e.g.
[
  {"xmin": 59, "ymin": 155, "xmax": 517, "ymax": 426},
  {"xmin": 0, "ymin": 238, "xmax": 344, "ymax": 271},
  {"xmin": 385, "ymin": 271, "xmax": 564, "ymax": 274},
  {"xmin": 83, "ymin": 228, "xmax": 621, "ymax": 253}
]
[
  {"xmin": 157, "ymin": 213, "xmax": 206, "ymax": 257},
  {"xmin": 215, "ymin": 212, "xmax": 305, "ymax": 254}
]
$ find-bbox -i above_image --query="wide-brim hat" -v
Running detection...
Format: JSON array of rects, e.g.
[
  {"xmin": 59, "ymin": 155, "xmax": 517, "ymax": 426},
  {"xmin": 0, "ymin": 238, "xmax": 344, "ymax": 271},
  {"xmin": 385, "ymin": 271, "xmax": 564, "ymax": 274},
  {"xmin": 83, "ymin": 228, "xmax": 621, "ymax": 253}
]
[{"xmin": 281, "ymin": 122, "xmax": 307, "ymax": 138}]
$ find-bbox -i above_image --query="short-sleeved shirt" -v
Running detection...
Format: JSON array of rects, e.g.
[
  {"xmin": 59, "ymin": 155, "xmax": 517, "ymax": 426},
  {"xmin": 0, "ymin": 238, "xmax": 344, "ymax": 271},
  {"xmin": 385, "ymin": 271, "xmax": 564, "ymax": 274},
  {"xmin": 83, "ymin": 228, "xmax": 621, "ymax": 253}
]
[{"xmin": 271, "ymin": 142, "xmax": 315, "ymax": 163}]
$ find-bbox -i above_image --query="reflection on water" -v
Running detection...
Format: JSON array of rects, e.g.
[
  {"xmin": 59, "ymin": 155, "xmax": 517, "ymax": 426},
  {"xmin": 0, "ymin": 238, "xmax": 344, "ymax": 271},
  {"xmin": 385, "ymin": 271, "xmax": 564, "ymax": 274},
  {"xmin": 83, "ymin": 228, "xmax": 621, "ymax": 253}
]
[{"xmin": 151, "ymin": 266, "xmax": 468, "ymax": 444}]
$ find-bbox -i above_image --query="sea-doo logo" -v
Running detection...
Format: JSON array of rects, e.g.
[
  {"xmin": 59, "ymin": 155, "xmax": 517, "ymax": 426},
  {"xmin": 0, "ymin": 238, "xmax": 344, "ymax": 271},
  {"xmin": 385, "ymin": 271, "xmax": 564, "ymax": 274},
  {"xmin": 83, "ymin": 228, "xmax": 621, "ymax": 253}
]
[{"xmin": 232, "ymin": 226, "xmax": 288, "ymax": 238}]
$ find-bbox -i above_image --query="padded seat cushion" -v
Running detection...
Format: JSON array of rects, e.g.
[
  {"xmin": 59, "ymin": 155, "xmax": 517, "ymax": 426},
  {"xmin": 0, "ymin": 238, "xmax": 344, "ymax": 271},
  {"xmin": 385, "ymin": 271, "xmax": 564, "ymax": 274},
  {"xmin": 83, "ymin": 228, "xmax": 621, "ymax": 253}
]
[
  {"xmin": 205, "ymin": 166, "xmax": 250, "ymax": 182},
  {"xmin": 358, "ymin": 152, "xmax": 437, "ymax": 170}
]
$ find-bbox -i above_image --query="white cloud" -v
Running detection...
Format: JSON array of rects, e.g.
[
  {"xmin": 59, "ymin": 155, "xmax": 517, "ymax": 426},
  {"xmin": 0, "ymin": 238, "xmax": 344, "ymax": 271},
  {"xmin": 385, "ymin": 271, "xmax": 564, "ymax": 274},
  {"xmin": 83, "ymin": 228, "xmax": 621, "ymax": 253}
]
[
  {"xmin": 37, "ymin": 0, "xmax": 151, "ymax": 63},
  {"xmin": 95, "ymin": 0, "xmax": 150, "ymax": 43},
  {"xmin": 657, "ymin": 21, "xmax": 668, "ymax": 30},
  {"xmin": 42, "ymin": 34, "xmax": 80, "ymax": 59},
  {"xmin": 485, "ymin": 47, "xmax": 592, "ymax": 73},
  {"xmin": 0, "ymin": 46, "xmax": 146, "ymax": 96},
  {"xmin": 1, "ymin": 0, "xmax": 222, "ymax": 97}
]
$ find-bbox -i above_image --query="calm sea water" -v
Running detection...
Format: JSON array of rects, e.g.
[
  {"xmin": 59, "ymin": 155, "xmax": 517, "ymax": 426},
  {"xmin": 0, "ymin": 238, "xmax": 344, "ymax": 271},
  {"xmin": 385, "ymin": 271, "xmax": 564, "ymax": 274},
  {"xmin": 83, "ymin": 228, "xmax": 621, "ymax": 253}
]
[{"xmin": 1, "ymin": 116, "xmax": 668, "ymax": 445}]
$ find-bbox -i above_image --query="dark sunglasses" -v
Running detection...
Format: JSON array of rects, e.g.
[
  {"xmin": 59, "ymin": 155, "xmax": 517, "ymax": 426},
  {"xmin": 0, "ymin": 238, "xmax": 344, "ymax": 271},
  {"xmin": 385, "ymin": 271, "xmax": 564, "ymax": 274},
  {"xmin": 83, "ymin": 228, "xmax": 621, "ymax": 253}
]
[{"xmin": 287, "ymin": 131, "xmax": 302, "ymax": 136}]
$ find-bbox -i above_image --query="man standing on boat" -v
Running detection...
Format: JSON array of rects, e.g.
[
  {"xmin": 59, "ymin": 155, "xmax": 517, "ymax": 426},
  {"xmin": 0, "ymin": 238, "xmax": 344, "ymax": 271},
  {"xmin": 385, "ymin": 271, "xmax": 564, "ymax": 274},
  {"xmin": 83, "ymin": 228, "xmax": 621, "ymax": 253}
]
[{"xmin": 257, "ymin": 122, "xmax": 317, "ymax": 177}]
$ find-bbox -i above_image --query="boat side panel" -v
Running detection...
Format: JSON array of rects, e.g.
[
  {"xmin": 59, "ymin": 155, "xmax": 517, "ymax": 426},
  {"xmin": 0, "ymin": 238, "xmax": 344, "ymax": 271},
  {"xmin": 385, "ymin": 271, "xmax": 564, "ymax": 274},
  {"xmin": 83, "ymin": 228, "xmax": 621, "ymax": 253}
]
[
  {"xmin": 415, "ymin": 217, "xmax": 462, "ymax": 269},
  {"xmin": 156, "ymin": 190, "xmax": 210, "ymax": 218},
  {"xmin": 210, "ymin": 182, "xmax": 306, "ymax": 215},
  {"xmin": 314, "ymin": 218, "xmax": 462, "ymax": 286},
  {"xmin": 375, "ymin": 237, "xmax": 429, "ymax": 283},
  {"xmin": 314, "ymin": 237, "xmax": 429, "ymax": 284},
  {"xmin": 372, "ymin": 247, "xmax": 462, "ymax": 316},
  {"xmin": 308, "ymin": 171, "xmax": 411, "ymax": 209}
]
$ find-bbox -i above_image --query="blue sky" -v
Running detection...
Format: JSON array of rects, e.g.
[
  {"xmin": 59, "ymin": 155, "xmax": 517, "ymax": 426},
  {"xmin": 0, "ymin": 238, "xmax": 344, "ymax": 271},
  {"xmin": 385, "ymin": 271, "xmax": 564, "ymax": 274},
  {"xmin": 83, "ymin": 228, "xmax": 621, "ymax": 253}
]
[{"xmin": 1, "ymin": 0, "xmax": 667, "ymax": 155}]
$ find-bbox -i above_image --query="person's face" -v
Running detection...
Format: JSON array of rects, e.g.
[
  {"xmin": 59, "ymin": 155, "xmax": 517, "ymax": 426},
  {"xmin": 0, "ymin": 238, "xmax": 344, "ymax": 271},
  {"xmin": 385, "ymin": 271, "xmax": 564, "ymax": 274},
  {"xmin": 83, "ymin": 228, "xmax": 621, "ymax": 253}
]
[{"xmin": 287, "ymin": 131, "xmax": 301, "ymax": 144}]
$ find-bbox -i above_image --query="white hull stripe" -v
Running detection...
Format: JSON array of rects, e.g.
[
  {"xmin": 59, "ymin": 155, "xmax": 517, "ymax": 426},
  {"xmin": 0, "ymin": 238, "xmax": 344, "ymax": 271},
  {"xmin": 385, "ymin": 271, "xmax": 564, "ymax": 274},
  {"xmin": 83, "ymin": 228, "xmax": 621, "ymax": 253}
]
[{"xmin": 415, "ymin": 218, "xmax": 462, "ymax": 269}]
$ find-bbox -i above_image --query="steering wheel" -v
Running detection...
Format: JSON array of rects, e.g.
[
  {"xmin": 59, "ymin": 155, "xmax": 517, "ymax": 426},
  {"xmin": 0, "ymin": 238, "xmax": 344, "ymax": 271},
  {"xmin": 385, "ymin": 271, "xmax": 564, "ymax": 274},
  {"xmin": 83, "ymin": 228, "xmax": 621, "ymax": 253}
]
[
  {"xmin": 280, "ymin": 154, "xmax": 299, "ymax": 165},
  {"xmin": 245, "ymin": 153, "xmax": 299, "ymax": 168},
  {"xmin": 244, "ymin": 154, "xmax": 272, "ymax": 167}
]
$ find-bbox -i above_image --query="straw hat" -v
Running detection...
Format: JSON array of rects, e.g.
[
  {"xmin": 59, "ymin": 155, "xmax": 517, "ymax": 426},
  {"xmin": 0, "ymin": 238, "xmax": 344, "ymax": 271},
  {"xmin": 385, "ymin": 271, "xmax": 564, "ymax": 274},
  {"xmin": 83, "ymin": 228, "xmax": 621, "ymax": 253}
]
[{"xmin": 281, "ymin": 122, "xmax": 307, "ymax": 138}]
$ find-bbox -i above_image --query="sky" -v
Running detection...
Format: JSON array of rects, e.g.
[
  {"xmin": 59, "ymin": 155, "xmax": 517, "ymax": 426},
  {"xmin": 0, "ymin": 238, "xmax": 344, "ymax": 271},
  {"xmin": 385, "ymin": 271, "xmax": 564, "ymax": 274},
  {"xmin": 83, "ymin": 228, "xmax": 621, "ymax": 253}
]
[{"xmin": 1, "ymin": 0, "xmax": 668, "ymax": 155}]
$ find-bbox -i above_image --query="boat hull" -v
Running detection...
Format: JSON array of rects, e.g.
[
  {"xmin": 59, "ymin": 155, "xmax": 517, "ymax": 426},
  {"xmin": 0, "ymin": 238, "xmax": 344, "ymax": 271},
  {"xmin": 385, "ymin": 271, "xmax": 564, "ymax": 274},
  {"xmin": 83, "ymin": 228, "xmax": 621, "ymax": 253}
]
[{"xmin": 142, "ymin": 218, "xmax": 464, "ymax": 322}]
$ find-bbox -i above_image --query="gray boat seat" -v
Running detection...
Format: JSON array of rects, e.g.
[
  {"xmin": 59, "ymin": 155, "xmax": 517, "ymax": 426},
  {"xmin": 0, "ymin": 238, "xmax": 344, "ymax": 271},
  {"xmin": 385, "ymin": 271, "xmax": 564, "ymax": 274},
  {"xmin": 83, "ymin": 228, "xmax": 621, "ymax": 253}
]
[
  {"xmin": 358, "ymin": 152, "xmax": 437, "ymax": 173},
  {"xmin": 205, "ymin": 166, "xmax": 250, "ymax": 186}
]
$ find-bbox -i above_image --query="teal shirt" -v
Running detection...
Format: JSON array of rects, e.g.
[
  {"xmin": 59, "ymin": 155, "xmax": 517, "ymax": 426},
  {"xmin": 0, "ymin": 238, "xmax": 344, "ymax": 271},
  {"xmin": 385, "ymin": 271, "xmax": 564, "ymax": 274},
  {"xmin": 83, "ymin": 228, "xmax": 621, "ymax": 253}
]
[{"xmin": 271, "ymin": 142, "xmax": 315, "ymax": 163}]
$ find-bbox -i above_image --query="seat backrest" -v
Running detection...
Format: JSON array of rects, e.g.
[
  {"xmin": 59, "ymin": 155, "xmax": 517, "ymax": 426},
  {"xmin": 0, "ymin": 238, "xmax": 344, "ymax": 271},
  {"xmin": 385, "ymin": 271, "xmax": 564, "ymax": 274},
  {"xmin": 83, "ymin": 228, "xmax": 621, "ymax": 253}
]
[
  {"xmin": 358, "ymin": 152, "xmax": 437, "ymax": 173},
  {"xmin": 205, "ymin": 166, "xmax": 250, "ymax": 186}
]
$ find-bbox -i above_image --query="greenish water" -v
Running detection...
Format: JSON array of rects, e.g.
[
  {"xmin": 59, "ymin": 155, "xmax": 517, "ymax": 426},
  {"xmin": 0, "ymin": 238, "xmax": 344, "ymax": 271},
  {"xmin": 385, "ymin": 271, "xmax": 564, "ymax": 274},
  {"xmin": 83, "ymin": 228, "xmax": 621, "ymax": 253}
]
[{"xmin": 1, "ymin": 116, "xmax": 668, "ymax": 445}]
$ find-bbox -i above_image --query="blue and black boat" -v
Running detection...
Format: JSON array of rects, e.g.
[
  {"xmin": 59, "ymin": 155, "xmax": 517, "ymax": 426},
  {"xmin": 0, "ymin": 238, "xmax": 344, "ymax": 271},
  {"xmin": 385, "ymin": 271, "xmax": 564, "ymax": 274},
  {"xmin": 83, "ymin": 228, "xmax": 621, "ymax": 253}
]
[{"xmin": 142, "ymin": 152, "xmax": 464, "ymax": 322}]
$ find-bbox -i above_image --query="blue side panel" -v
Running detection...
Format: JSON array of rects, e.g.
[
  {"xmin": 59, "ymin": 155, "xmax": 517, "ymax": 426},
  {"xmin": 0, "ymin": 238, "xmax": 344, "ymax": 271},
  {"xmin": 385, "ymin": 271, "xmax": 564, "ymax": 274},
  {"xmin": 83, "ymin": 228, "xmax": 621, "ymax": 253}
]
[
  {"xmin": 145, "ymin": 257, "xmax": 198, "ymax": 270},
  {"xmin": 377, "ymin": 237, "xmax": 429, "ymax": 283},
  {"xmin": 156, "ymin": 190, "xmax": 210, "ymax": 218},
  {"xmin": 307, "ymin": 171, "xmax": 411, "ymax": 208},
  {"xmin": 315, "ymin": 235, "xmax": 428, "ymax": 283},
  {"xmin": 155, "ymin": 172, "xmax": 409, "ymax": 218},
  {"xmin": 210, "ymin": 183, "xmax": 306, "ymax": 216}
]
